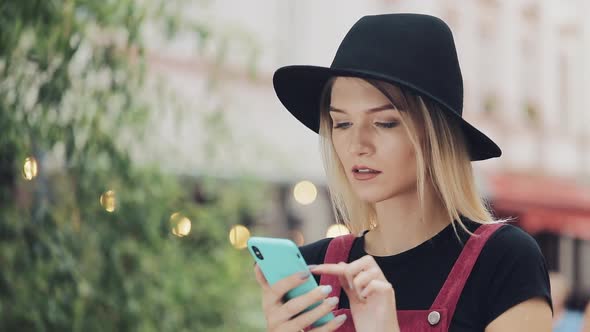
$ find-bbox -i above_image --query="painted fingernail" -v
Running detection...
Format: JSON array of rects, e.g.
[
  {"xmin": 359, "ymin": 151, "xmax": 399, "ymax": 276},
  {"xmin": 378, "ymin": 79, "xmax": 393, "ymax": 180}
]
[
  {"xmin": 334, "ymin": 314, "xmax": 347, "ymax": 324},
  {"xmin": 325, "ymin": 296, "xmax": 339, "ymax": 306},
  {"xmin": 320, "ymin": 285, "xmax": 332, "ymax": 294},
  {"xmin": 298, "ymin": 271, "xmax": 310, "ymax": 279}
]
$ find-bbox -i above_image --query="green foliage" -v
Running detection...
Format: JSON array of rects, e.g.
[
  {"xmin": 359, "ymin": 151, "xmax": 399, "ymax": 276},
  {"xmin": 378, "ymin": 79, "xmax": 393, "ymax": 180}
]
[{"xmin": 0, "ymin": 0, "xmax": 265, "ymax": 331}]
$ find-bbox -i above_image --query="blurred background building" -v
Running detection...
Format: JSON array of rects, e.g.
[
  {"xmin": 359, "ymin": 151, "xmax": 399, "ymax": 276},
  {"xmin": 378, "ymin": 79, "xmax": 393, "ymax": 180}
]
[{"xmin": 148, "ymin": 0, "xmax": 590, "ymax": 312}]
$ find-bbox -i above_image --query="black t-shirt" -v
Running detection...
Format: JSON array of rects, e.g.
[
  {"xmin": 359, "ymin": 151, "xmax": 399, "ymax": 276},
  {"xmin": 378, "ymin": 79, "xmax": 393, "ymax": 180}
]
[{"xmin": 299, "ymin": 219, "xmax": 553, "ymax": 331}]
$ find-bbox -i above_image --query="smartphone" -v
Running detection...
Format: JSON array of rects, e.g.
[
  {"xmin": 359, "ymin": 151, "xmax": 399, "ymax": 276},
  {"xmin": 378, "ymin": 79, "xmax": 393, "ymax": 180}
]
[{"xmin": 247, "ymin": 236, "xmax": 335, "ymax": 328}]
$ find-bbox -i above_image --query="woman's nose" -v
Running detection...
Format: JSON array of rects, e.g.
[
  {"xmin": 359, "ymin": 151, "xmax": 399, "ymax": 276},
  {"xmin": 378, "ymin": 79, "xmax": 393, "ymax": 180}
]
[{"xmin": 347, "ymin": 126, "xmax": 373, "ymax": 155}]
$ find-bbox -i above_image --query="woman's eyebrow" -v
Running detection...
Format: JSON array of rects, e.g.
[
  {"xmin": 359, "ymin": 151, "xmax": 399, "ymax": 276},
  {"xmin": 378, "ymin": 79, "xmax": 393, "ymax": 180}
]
[{"xmin": 329, "ymin": 104, "xmax": 394, "ymax": 114}]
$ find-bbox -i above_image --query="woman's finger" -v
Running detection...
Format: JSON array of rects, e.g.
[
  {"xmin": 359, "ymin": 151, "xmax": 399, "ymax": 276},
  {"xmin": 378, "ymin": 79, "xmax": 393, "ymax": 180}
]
[
  {"xmin": 287, "ymin": 294, "xmax": 342, "ymax": 332},
  {"xmin": 309, "ymin": 263, "xmax": 346, "ymax": 274},
  {"xmin": 310, "ymin": 256, "xmax": 377, "ymax": 282},
  {"xmin": 270, "ymin": 285, "xmax": 334, "ymax": 327},
  {"xmin": 311, "ymin": 261, "xmax": 370, "ymax": 303},
  {"xmin": 359, "ymin": 279, "xmax": 394, "ymax": 299},
  {"xmin": 347, "ymin": 255, "xmax": 381, "ymax": 279},
  {"xmin": 310, "ymin": 263, "xmax": 355, "ymax": 289},
  {"xmin": 343, "ymin": 256, "xmax": 387, "ymax": 301},
  {"xmin": 307, "ymin": 313, "xmax": 348, "ymax": 332},
  {"xmin": 352, "ymin": 267, "xmax": 380, "ymax": 299},
  {"xmin": 337, "ymin": 272, "xmax": 364, "ymax": 304},
  {"xmin": 255, "ymin": 263, "xmax": 313, "ymax": 313},
  {"xmin": 338, "ymin": 262, "xmax": 355, "ymax": 294},
  {"xmin": 329, "ymin": 263, "xmax": 363, "ymax": 303}
]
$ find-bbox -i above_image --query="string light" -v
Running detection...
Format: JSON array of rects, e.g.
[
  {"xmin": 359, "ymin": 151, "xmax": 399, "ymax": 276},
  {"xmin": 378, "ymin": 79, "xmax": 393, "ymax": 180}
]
[
  {"xmin": 326, "ymin": 224, "xmax": 350, "ymax": 238},
  {"xmin": 100, "ymin": 190, "xmax": 116, "ymax": 212},
  {"xmin": 23, "ymin": 157, "xmax": 38, "ymax": 180},
  {"xmin": 293, "ymin": 180, "xmax": 317, "ymax": 205},
  {"xmin": 170, "ymin": 212, "xmax": 192, "ymax": 237},
  {"xmin": 229, "ymin": 225, "xmax": 250, "ymax": 249}
]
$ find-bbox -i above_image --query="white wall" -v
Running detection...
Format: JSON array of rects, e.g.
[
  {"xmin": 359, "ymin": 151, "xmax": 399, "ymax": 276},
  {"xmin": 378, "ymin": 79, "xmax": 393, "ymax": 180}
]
[{"xmin": 142, "ymin": 0, "xmax": 589, "ymax": 183}]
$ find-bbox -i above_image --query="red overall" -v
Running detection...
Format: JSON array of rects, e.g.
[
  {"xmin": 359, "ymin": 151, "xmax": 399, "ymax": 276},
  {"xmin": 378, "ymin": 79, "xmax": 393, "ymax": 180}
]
[{"xmin": 306, "ymin": 223, "xmax": 503, "ymax": 332}]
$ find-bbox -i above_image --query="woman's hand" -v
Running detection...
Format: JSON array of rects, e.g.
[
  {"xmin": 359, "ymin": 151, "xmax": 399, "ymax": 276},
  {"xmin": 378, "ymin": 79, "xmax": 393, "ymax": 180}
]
[
  {"xmin": 582, "ymin": 301, "xmax": 590, "ymax": 332},
  {"xmin": 309, "ymin": 255, "xmax": 400, "ymax": 332},
  {"xmin": 253, "ymin": 263, "xmax": 348, "ymax": 331}
]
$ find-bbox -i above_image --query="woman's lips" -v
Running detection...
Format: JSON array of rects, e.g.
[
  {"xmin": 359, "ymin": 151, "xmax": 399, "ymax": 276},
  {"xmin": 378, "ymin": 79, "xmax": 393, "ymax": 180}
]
[
  {"xmin": 351, "ymin": 166, "xmax": 382, "ymax": 181},
  {"xmin": 352, "ymin": 171, "xmax": 381, "ymax": 181}
]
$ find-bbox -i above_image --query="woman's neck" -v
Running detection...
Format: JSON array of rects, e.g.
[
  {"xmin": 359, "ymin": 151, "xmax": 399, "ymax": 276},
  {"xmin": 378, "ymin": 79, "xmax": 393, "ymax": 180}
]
[{"xmin": 363, "ymin": 187, "xmax": 450, "ymax": 257}]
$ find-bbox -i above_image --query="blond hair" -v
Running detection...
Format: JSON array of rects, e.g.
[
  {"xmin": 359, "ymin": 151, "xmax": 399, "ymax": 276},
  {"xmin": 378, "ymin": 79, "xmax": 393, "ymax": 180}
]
[{"xmin": 318, "ymin": 77, "xmax": 505, "ymax": 238}]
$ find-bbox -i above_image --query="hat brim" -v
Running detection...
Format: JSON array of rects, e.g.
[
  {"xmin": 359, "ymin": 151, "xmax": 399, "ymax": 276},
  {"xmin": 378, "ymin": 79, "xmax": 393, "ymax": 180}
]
[{"xmin": 273, "ymin": 65, "xmax": 501, "ymax": 161}]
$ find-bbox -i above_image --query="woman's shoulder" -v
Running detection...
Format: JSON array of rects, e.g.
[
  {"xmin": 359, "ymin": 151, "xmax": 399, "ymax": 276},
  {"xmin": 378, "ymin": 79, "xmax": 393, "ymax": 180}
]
[
  {"xmin": 468, "ymin": 221, "xmax": 553, "ymax": 325},
  {"xmin": 481, "ymin": 221, "xmax": 544, "ymax": 258},
  {"xmin": 472, "ymin": 221, "xmax": 549, "ymax": 281}
]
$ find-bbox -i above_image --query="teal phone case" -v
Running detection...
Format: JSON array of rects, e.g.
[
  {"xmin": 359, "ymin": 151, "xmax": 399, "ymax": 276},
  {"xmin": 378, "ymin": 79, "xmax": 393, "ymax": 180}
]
[{"xmin": 247, "ymin": 236, "xmax": 334, "ymax": 328}]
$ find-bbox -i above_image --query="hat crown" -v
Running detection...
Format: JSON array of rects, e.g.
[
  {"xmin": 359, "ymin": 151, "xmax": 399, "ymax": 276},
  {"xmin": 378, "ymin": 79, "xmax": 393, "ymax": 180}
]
[
  {"xmin": 271, "ymin": 13, "xmax": 502, "ymax": 160},
  {"xmin": 331, "ymin": 14, "xmax": 464, "ymax": 115}
]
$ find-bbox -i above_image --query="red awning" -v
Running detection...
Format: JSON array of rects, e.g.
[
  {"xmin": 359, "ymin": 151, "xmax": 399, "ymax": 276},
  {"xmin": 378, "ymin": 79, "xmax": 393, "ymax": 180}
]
[{"xmin": 488, "ymin": 172, "xmax": 590, "ymax": 240}]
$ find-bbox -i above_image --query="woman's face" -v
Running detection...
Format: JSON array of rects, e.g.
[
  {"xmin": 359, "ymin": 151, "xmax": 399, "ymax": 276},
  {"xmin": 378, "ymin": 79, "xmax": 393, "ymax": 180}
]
[{"xmin": 329, "ymin": 77, "xmax": 418, "ymax": 203}]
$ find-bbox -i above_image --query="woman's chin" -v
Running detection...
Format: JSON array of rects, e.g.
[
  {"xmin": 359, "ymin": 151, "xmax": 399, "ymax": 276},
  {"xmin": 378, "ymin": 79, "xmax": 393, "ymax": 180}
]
[{"xmin": 353, "ymin": 190, "xmax": 391, "ymax": 204}]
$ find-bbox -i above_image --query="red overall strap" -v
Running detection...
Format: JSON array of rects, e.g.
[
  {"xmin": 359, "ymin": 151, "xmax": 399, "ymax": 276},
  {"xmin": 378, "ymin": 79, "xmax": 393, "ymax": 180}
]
[
  {"xmin": 300, "ymin": 234, "xmax": 357, "ymax": 332},
  {"xmin": 430, "ymin": 222, "xmax": 505, "ymax": 330},
  {"xmin": 319, "ymin": 233, "xmax": 357, "ymax": 299}
]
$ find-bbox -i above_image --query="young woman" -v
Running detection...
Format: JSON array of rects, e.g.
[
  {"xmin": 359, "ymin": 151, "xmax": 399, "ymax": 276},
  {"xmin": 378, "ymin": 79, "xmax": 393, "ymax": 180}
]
[{"xmin": 253, "ymin": 13, "xmax": 553, "ymax": 331}]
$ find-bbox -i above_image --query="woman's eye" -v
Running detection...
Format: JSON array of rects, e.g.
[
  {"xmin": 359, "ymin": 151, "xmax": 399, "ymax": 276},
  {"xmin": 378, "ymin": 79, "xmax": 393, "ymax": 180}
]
[
  {"xmin": 333, "ymin": 122, "xmax": 398, "ymax": 129},
  {"xmin": 333, "ymin": 122, "xmax": 351, "ymax": 129},
  {"xmin": 376, "ymin": 122, "xmax": 398, "ymax": 128}
]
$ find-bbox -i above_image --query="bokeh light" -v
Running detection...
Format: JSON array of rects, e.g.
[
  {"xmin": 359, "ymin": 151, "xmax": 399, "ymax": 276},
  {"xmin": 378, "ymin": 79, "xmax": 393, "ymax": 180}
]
[
  {"xmin": 170, "ymin": 212, "xmax": 192, "ymax": 237},
  {"xmin": 293, "ymin": 180, "xmax": 317, "ymax": 205},
  {"xmin": 229, "ymin": 224, "xmax": 250, "ymax": 249},
  {"xmin": 326, "ymin": 224, "xmax": 350, "ymax": 238},
  {"xmin": 100, "ymin": 190, "xmax": 116, "ymax": 212},
  {"xmin": 23, "ymin": 157, "xmax": 38, "ymax": 180}
]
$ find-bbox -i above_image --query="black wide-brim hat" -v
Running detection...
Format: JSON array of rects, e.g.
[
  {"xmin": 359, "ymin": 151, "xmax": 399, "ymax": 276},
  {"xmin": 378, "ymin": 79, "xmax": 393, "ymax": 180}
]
[{"xmin": 273, "ymin": 13, "xmax": 501, "ymax": 161}]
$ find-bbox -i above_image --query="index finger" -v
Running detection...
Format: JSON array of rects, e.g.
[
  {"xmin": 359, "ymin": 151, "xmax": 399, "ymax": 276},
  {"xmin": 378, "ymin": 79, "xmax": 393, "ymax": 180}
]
[
  {"xmin": 311, "ymin": 263, "xmax": 366, "ymax": 303},
  {"xmin": 311, "ymin": 256, "xmax": 374, "ymax": 277},
  {"xmin": 308, "ymin": 264, "xmax": 348, "ymax": 275}
]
